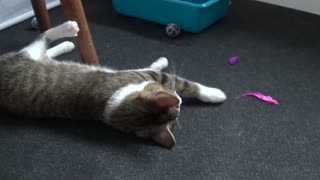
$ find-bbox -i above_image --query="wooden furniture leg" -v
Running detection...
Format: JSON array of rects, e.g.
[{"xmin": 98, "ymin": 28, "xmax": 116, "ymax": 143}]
[
  {"xmin": 60, "ymin": 0, "xmax": 99, "ymax": 65},
  {"xmin": 31, "ymin": 0, "xmax": 51, "ymax": 32}
]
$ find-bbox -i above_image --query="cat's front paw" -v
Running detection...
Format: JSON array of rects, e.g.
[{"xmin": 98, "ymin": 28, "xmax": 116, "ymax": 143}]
[
  {"xmin": 150, "ymin": 57, "xmax": 168, "ymax": 71},
  {"xmin": 197, "ymin": 84, "xmax": 227, "ymax": 103}
]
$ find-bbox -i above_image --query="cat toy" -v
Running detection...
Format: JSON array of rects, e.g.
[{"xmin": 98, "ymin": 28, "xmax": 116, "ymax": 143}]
[
  {"xmin": 31, "ymin": 17, "xmax": 39, "ymax": 29},
  {"xmin": 236, "ymin": 92, "xmax": 279, "ymax": 105},
  {"xmin": 229, "ymin": 56, "xmax": 239, "ymax": 65},
  {"xmin": 165, "ymin": 23, "xmax": 181, "ymax": 38}
]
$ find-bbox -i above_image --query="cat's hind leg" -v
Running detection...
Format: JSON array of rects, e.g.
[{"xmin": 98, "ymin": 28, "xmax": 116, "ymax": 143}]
[
  {"xmin": 20, "ymin": 21, "xmax": 79, "ymax": 61},
  {"xmin": 46, "ymin": 41, "xmax": 75, "ymax": 58},
  {"xmin": 44, "ymin": 21, "xmax": 79, "ymax": 42}
]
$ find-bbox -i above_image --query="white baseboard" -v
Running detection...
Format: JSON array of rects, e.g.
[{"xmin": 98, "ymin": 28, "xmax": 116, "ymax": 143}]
[{"xmin": 256, "ymin": 0, "xmax": 320, "ymax": 15}]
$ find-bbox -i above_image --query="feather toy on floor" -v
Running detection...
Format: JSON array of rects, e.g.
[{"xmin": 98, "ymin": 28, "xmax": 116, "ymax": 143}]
[{"xmin": 237, "ymin": 92, "xmax": 279, "ymax": 105}]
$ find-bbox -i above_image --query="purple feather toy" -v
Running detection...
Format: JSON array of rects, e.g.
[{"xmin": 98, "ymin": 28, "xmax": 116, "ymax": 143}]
[
  {"xmin": 229, "ymin": 56, "xmax": 239, "ymax": 65},
  {"xmin": 237, "ymin": 92, "xmax": 279, "ymax": 105}
]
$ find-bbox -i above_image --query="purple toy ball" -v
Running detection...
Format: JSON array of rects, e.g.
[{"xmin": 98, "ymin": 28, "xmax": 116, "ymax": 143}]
[{"xmin": 165, "ymin": 23, "xmax": 181, "ymax": 38}]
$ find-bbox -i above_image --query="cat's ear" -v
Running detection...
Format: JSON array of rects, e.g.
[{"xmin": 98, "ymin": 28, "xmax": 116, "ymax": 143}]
[
  {"xmin": 152, "ymin": 125, "xmax": 176, "ymax": 148},
  {"xmin": 151, "ymin": 91, "xmax": 179, "ymax": 109}
]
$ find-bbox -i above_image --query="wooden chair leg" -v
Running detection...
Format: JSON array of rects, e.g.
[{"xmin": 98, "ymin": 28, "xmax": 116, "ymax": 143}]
[
  {"xmin": 30, "ymin": 0, "xmax": 51, "ymax": 32},
  {"xmin": 60, "ymin": 0, "xmax": 99, "ymax": 65}
]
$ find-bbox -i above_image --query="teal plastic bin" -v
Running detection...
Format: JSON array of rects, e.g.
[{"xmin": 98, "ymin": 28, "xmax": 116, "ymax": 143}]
[{"xmin": 112, "ymin": 0, "xmax": 230, "ymax": 33}]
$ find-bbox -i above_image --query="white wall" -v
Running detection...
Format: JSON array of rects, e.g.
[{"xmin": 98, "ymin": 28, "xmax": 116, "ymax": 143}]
[
  {"xmin": 256, "ymin": 0, "xmax": 320, "ymax": 15},
  {"xmin": 0, "ymin": 0, "xmax": 60, "ymax": 31}
]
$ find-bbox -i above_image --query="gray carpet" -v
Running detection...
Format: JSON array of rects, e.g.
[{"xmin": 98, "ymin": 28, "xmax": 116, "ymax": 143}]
[{"xmin": 0, "ymin": 0, "xmax": 319, "ymax": 179}]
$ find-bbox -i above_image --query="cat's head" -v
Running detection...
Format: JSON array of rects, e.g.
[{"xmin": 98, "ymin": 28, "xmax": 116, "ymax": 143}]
[{"xmin": 106, "ymin": 81, "xmax": 181, "ymax": 148}]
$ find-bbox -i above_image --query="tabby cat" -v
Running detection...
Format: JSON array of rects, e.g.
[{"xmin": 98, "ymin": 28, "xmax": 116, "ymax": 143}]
[{"xmin": 0, "ymin": 21, "xmax": 226, "ymax": 148}]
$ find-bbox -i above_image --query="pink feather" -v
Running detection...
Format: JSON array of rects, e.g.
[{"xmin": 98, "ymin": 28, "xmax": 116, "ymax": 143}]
[{"xmin": 237, "ymin": 92, "xmax": 279, "ymax": 105}]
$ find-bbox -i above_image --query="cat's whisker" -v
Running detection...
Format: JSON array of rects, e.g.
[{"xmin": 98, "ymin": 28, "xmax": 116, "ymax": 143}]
[
  {"xmin": 169, "ymin": 61, "xmax": 177, "ymax": 91},
  {"xmin": 172, "ymin": 76, "xmax": 176, "ymax": 91},
  {"xmin": 175, "ymin": 144, "xmax": 188, "ymax": 150},
  {"xmin": 175, "ymin": 118, "xmax": 181, "ymax": 129}
]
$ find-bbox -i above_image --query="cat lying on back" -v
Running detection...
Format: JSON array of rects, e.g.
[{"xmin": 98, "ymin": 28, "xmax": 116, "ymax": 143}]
[{"xmin": 0, "ymin": 21, "xmax": 226, "ymax": 148}]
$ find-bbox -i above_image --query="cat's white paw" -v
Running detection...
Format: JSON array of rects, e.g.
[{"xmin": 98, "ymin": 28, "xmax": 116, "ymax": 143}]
[
  {"xmin": 45, "ymin": 21, "xmax": 79, "ymax": 41},
  {"xmin": 61, "ymin": 21, "xmax": 79, "ymax": 37},
  {"xmin": 150, "ymin": 57, "xmax": 168, "ymax": 71},
  {"xmin": 197, "ymin": 84, "xmax": 227, "ymax": 103},
  {"xmin": 61, "ymin": 41, "xmax": 75, "ymax": 52},
  {"xmin": 46, "ymin": 41, "xmax": 75, "ymax": 58}
]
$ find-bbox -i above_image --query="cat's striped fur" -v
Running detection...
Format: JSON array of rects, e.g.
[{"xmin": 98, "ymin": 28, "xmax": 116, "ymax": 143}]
[{"xmin": 0, "ymin": 21, "xmax": 226, "ymax": 148}]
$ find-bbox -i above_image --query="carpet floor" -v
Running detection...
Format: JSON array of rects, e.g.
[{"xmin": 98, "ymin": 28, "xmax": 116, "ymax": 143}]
[{"xmin": 0, "ymin": 0, "xmax": 319, "ymax": 179}]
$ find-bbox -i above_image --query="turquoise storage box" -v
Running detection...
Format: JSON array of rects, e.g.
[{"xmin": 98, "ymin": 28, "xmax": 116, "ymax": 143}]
[{"xmin": 112, "ymin": 0, "xmax": 230, "ymax": 33}]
